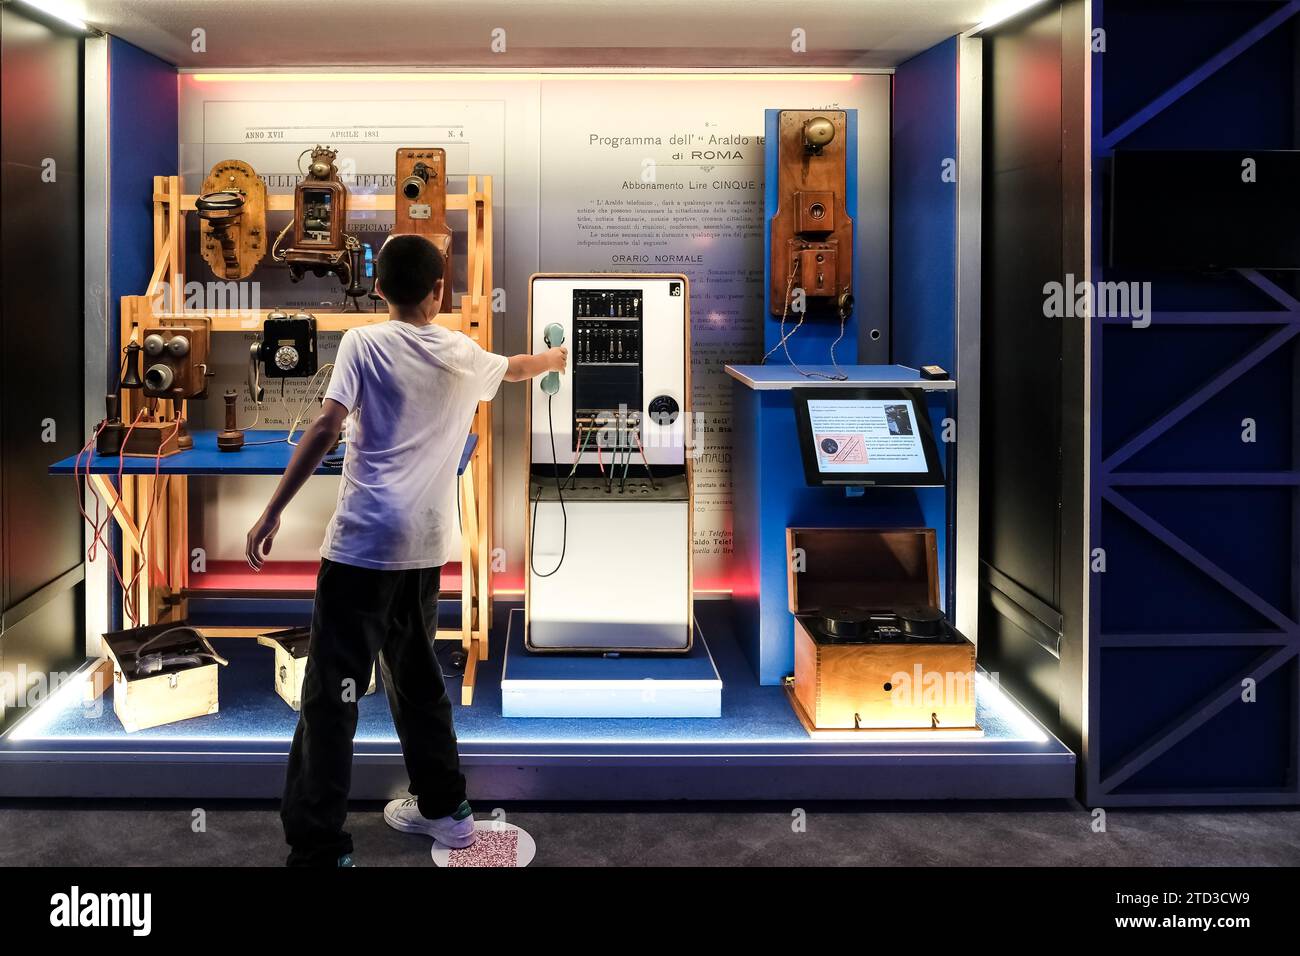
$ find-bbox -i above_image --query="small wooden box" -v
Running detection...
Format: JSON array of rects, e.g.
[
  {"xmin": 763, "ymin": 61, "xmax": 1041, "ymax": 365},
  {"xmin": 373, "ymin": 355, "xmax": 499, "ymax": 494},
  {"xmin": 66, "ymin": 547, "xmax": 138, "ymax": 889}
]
[
  {"xmin": 103, "ymin": 623, "xmax": 226, "ymax": 733},
  {"xmin": 787, "ymin": 528, "xmax": 977, "ymax": 732},
  {"xmin": 258, "ymin": 628, "xmax": 376, "ymax": 711}
]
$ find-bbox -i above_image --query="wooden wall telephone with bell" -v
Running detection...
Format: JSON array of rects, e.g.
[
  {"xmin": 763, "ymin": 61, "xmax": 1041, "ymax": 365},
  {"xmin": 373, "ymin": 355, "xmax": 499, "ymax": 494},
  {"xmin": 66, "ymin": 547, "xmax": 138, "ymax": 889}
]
[
  {"xmin": 768, "ymin": 111, "xmax": 854, "ymax": 321},
  {"xmin": 272, "ymin": 145, "xmax": 357, "ymax": 288},
  {"xmin": 394, "ymin": 147, "xmax": 453, "ymax": 312},
  {"xmin": 139, "ymin": 321, "xmax": 211, "ymax": 401},
  {"xmin": 196, "ymin": 160, "xmax": 266, "ymax": 280},
  {"xmin": 112, "ymin": 317, "xmax": 213, "ymax": 457}
]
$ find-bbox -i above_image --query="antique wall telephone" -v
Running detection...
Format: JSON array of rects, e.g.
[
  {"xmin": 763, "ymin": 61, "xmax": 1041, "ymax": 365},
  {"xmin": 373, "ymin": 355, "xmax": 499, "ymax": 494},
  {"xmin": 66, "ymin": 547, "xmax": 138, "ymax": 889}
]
[
  {"xmin": 764, "ymin": 110, "xmax": 855, "ymax": 379},
  {"xmin": 271, "ymin": 146, "xmax": 363, "ymax": 294},
  {"xmin": 225, "ymin": 311, "xmax": 334, "ymax": 454},
  {"xmin": 196, "ymin": 160, "xmax": 267, "ymax": 280},
  {"xmin": 140, "ymin": 322, "xmax": 211, "ymax": 400},
  {"xmin": 96, "ymin": 317, "xmax": 213, "ymax": 457},
  {"xmin": 244, "ymin": 311, "xmax": 320, "ymax": 409},
  {"xmin": 394, "ymin": 147, "xmax": 453, "ymax": 312},
  {"xmin": 257, "ymin": 311, "xmax": 318, "ymax": 380}
]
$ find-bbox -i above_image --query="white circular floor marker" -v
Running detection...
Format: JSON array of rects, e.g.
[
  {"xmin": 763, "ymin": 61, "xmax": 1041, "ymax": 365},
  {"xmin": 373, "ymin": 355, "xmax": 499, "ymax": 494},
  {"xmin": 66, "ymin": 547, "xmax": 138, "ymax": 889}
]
[{"xmin": 430, "ymin": 821, "xmax": 536, "ymax": 867}]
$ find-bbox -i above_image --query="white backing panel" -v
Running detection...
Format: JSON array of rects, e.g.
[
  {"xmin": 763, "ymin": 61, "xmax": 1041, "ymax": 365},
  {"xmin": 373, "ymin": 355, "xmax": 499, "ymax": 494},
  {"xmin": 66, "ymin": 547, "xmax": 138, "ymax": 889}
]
[{"xmin": 528, "ymin": 500, "xmax": 691, "ymax": 649}]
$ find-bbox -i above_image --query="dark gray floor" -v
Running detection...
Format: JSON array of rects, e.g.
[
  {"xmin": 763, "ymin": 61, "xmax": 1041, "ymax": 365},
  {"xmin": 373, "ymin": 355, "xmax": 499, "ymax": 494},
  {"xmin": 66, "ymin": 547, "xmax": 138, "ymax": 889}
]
[{"xmin": 2, "ymin": 800, "xmax": 1298, "ymax": 866}]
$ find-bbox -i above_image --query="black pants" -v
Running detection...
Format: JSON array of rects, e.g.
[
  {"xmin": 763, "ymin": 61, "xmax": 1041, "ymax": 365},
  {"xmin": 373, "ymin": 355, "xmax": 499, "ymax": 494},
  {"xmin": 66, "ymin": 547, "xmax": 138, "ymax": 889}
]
[{"xmin": 281, "ymin": 558, "xmax": 466, "ymax": 866}]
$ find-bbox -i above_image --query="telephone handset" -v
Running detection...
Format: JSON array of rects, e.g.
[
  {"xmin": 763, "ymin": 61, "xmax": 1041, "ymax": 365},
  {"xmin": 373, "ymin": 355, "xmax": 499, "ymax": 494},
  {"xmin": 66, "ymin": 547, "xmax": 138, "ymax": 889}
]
[
  {"xmin": 247, "ymin": 340, "xmax": 264, "ymax": 404},
  {"xmin": 768, "ymin": 111, "xmax": 854, "ymax": 320},
  {"xmin": 540, "ymin": 323, "xmax": 565, "ymax": 395}
]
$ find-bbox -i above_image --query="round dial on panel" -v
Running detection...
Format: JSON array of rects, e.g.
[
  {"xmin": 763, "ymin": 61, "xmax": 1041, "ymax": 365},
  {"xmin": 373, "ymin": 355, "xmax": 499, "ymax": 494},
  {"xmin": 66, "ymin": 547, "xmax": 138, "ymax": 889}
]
[
  {"xmin": 648, "ymin": 394, "xmax": 679, "ymax": 426},
  {"xmin": 274, "ymin": 345, "xmax": 301, "ymax": 371}
]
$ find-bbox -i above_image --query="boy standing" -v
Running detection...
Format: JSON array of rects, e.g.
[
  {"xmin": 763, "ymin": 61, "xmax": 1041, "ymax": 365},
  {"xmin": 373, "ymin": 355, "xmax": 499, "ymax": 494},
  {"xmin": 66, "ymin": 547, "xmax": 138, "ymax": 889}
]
[{"xmin": 246, "ymin": 234, "xmax": 565, "ymax": 867}]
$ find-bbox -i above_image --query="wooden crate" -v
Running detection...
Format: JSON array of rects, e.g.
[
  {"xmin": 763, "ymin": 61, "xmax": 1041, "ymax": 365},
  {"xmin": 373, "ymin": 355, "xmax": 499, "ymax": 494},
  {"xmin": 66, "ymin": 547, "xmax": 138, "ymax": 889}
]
[
  {"xmin": 786, "ymin": 528, "xmax": 977, "ymax": 732},
  {"xmin": 792, "ymin": 620, "xmax": 976, "ymax": 730},
  {"xmin": 103, "ymin": 623, "xmax": 225, "ymax": 733},
  {"xmin": 258, "ymin": 629, "xmax": 376, "ymax": 712}
]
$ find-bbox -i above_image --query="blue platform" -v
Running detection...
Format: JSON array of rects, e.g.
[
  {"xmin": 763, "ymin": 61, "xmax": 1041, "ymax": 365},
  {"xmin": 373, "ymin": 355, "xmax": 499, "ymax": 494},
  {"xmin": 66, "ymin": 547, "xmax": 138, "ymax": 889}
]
[
  {"xmin": 500, "ymin": 609, "xmax": 722, "ymax": 718},
  {"xmin": 0, "ymin": 600, "xmax": 1074, "ymax": 800}
]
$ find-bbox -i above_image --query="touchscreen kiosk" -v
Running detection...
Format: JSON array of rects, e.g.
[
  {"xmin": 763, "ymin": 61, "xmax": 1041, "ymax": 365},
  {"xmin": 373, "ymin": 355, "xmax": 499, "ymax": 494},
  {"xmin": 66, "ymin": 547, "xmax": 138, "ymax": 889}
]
[{"xmin": 792, "ymin": 387, "xmax": 945, "ymax": 487}]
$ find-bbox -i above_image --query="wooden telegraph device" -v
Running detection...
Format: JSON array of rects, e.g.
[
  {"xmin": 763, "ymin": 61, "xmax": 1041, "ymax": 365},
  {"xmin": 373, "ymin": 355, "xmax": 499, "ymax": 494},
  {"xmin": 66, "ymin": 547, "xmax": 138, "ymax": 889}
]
[
  {"xmin": 394, "ymin": 147, "xmax": 453, "ymax": 312},
  {"xmin": 196, "ymin": 160, "xmax": 266, "ymax": 280},
  {"xmin": 785, "ymin": 528, "xmax": 978, "ymax": 735},
  {"xmin": 768, "ymin": 110, "xmax": 854, "ymax": 321}
]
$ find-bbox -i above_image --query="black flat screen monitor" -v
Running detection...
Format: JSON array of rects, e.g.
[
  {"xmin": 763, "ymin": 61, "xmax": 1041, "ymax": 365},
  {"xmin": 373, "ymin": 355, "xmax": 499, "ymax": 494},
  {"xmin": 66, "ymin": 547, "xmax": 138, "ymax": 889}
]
[
  {"xmin": 792, "ymin": 387, "xmax": 945, "ymax": 487},
  {"xmin": 1108, "ymin": 149, "xmax": 1300, "ymax": 270}
]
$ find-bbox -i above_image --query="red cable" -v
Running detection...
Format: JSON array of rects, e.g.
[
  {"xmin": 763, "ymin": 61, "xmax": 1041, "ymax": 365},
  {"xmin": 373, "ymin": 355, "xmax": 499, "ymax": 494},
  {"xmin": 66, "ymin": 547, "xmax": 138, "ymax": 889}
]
[
  {"xmin": 122, "ymin": 417, "xmax": 179, "ymax": 621},
  {"xmin": 114, "ymin": 410, "xmax": 149, "ymax": 625},
  {"xmin": 75, "ymin": 415, "xmax": 138, "ymax": 624},
  {"xmin": 635, "ymin": 430, "xmax": 659, "ymax": 491}
]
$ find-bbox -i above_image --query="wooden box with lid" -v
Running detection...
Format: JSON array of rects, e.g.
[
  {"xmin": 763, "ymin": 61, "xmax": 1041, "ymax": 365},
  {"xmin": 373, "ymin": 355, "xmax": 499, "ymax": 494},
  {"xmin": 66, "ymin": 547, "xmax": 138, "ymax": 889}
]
[{"xmin": 786, "ymin": 528, "xmax": 977, "ymax": 733}]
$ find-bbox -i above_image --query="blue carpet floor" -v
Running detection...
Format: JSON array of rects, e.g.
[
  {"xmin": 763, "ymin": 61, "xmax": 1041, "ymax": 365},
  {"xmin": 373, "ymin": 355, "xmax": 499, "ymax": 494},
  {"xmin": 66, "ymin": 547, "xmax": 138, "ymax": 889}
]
[{"xmin": 16, "ymin": 601, "xmax": 1045, "ymax": 746}]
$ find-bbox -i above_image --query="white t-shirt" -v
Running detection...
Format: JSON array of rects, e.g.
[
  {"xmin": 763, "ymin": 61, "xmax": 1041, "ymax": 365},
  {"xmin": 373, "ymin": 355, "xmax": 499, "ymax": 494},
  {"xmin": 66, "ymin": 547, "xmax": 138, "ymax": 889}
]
[{"xmin": 320, "ymin": 321, "xmax": 508, "ymax": 570}]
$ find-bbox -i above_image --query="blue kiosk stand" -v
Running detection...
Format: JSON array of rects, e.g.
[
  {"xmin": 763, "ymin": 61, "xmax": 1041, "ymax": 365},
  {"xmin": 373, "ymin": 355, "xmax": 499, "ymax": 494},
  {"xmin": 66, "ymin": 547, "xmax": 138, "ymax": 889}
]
[{"xmin": 729, "ymin": 365, "xmax": 955, "ymax": 687}]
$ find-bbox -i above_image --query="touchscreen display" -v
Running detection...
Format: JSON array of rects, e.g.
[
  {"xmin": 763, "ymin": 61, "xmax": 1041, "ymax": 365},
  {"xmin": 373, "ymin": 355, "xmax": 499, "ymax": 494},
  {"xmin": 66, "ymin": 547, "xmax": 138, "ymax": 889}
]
[
  {"xmin": 806, "ymin": 398, "xmax": 927, "ymax": 475},
  {"xmin": 792, "ymin": 387, "xmax": 944, "ymax": 487}
]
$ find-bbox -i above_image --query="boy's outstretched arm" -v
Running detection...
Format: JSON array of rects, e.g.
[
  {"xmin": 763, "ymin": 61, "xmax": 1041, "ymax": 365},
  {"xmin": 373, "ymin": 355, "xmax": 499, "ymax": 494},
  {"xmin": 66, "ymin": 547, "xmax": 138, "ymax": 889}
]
[
  {"xmin": 245, "ymin": 398, "xmax": 349, "ymax": 571},
  {"xmin": 504, "ymin": 346, "xmax": 567, "ymax": 382}
]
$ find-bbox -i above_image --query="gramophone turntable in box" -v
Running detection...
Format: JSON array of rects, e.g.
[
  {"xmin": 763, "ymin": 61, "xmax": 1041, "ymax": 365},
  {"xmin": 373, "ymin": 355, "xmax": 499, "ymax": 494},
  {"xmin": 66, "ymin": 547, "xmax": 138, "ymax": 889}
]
[{"xmin": 785, "ymin": 528, "xmax": 978, "ymax": 735}]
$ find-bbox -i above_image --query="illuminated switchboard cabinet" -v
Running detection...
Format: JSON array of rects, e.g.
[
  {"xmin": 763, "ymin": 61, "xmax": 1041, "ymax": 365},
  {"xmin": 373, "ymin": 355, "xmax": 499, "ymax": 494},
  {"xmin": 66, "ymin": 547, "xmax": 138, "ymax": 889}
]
[{"xmin": 524, "ymin": 274, "xmax": 692, "ymax": 653}]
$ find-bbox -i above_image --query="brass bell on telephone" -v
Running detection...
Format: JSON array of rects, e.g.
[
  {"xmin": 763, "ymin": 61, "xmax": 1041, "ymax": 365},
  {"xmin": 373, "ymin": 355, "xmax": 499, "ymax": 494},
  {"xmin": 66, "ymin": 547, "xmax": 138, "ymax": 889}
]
[{"xmin": 802, "ymin": 116, "xmax": 836, "ymax": 152}]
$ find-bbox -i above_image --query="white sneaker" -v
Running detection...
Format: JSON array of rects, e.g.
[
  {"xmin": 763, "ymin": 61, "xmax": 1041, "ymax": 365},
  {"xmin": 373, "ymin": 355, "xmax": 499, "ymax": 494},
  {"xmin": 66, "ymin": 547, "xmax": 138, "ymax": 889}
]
[{"xmin": 384, "ymin": 797, "xmax": 478, "ymax": 849}]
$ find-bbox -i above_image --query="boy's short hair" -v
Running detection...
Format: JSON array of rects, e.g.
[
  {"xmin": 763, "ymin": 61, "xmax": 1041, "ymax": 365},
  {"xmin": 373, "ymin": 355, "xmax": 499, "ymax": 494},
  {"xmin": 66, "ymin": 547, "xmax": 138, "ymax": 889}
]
[{"xmin": 377, "ymin": 234, "xmax": 445, "ymax": 306}]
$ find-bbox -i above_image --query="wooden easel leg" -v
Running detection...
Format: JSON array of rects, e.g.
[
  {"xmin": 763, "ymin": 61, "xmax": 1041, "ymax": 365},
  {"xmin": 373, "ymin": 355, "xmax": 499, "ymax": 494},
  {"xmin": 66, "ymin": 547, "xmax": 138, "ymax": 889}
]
[
  {"xmin": 458, "ymin": 464, "xmax": 476, "ymax": 705},
  {"xmin": 83, "ymin": 658, "xmax": 114, "ymax": 703},
  {"xmin": 461, "ymin": 642, "xmax": 478, "ymax": 706}
]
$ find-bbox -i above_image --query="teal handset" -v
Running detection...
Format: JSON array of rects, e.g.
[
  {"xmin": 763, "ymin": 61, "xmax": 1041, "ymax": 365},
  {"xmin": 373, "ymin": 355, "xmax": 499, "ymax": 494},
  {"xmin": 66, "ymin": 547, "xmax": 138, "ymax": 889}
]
[{"xmin": 541, "ymin": 322, "xmax": 565, "ymax": 395}]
